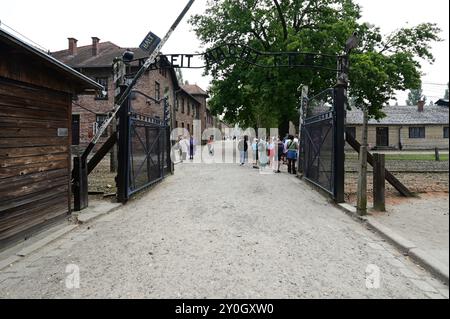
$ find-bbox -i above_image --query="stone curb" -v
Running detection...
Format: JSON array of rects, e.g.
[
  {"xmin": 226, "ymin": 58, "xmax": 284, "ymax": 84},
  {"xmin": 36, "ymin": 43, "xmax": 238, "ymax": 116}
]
[
  {"xmin": 337, "ymin": 203, "xmax": 449, "ymax": 285},
  {"xmin": 409, "ymin": 248, "xmax": 450, "ymax": 285},
  {"xmin": 0, "ymin": 203, "xmax": 123, "ymax": 272},
  {"xmin": 0, "ymin": 224, "xmax": 78, "ymax": 271},
  {"xmin": 72, "ymin": 203, "xmax": 122, "ymax": 225}
]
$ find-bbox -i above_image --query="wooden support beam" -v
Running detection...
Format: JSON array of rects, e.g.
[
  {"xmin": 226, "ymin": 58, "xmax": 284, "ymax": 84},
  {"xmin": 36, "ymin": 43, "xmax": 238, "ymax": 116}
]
[
  {"xmin": 87, "ymin": 133, "xmax": 118, "ymax": 175},
  {"xmin": 346, "ymin": 133, "xmax": 414, "ymax": 198}
]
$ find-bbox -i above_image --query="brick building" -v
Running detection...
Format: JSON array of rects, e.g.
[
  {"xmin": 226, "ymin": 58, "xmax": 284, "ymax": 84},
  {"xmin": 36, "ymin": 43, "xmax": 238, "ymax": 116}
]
[
  {"xmin": 181, "ymin": 84, "xmax": 213, "ymax": 132},
  {"xmin": 174, "ymin": 87, "xmax": 201, "ymax": 137},
  {"xmin": 52, "ymin": 37, "xmax": 204, "ymax": 149}
]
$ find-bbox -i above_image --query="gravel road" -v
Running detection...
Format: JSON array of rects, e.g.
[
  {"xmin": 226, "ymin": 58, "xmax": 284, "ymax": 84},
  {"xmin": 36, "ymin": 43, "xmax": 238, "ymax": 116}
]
[{"xmin": 0, "ymin": 160, "xmax": 448, "ymax": 298}]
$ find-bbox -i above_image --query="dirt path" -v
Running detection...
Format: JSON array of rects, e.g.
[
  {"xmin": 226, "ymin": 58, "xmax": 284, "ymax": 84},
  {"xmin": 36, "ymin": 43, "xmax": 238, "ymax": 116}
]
[{"xmin": 0, "ymin": 162, "xmax": 448, "ymax": 298}]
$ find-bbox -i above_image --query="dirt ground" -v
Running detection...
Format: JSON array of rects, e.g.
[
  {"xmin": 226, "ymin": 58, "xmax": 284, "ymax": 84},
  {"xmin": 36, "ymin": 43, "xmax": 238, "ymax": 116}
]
[
  {"xmin": 2, "ymin": 162, "xmax": 448, "ymax": 298},
  {"xmin": 87, "ymin": 157, "xmax": 117, "ymax": 195},
  {"xmin": 345, "ymin": 172, "xmax": 449, "ymax": 206}
]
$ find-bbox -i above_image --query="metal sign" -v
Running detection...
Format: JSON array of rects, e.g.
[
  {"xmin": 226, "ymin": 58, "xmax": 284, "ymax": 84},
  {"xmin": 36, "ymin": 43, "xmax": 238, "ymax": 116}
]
[
  {"xmin": 140, "ymin": 43, "xmax": 342, "ymax": 72},
  {"xmin": 139, "ymin": 31, "xmax": 161, "ymax": 53},
  {"xmin": 57, "ymin": 128, "xmax": 68, "ymax": 137}
]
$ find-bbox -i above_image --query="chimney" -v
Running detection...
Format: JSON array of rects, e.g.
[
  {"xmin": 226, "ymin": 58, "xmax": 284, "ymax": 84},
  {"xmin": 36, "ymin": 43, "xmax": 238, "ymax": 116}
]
[
  {"xmin": 92, "ymin": 37, "xmax": 100, "ymax": 56},
  {"xmin": 68, "ymin": 38, "xmax": 78, "ymax": 55},
  {"xmin": 417, "ymin": 99, "xmax": 425, "ymax": 112}
]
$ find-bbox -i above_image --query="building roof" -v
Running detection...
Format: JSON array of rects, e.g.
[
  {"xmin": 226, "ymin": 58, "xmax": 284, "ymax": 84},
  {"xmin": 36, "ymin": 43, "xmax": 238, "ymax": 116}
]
[
  {"xmin": 181, "ymin": 84, "xmax": 208, "ymax": 97},
  {"xmin": 178, "ymin": 87, "xmax": 201, "ymax": 105},
  {"xmin": 0, "ymin": 28, "xmax": 103, "ymax": 91},
  {"xmin": 52, "ymin": 41, "xmax": 149, "ymax": 69},
  {"xmin": 52, "ymin": 40, "xmax": 180, "ymax": 91},
  {"xmin": 346, "ymin": 105, "xmax": 449, "ymax": 126},
  {"xmin": 435, "ymin": 99, "xmax": 449, "ymax": 107}
]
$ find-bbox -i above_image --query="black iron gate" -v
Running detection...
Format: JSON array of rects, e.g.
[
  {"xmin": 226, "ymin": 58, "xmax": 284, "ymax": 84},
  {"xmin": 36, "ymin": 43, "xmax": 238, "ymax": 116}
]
[
  {"xmin": 301, "ymin": 85, "xmax": 345, "ymax": 202},
  {"xmin": 128, "ymin": 113, "xmax": 170, "ymax": 196},
  {"xmin": 117, "ymin": 89, "xmax": 171, "ymax": 203}
]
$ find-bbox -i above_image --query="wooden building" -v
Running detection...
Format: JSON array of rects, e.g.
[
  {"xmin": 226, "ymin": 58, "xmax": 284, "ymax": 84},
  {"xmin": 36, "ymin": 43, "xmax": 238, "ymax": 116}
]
[
  {"xmin": 346, "ymin": 101, "xmax": 449, "ymax": 150},
  {"xmin": 0, "ymin": 29, "xmax": 102, "ymax": 248}
]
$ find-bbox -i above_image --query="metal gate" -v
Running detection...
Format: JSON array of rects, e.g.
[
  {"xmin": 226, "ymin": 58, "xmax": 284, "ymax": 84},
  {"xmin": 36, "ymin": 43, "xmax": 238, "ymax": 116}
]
[
  {"xmin": 117, "ymin": 90, "xmax": 171, "ymax": 203},
  {"xmin": 301, "ymin": 87, "xmax": 345, "ymax": 202},
  {"xmin": 128, "ymin": 113, "xmax": 170, "ymax": 196}
]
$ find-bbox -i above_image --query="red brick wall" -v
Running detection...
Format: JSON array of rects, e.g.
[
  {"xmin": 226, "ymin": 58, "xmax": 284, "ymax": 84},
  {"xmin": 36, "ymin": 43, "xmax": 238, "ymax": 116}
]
[
  {"xmin": 72, "ymin": 67, "xmax": 176, "ymax": 150},
  {"xmin": 174, "ymin": 90, "xmax": 200, "ymax": 136}
]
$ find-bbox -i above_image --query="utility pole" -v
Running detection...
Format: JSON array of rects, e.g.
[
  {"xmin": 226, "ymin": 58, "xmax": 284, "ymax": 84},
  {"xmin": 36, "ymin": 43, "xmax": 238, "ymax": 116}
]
[{"xmin": 357, "ymin": 106, "xmax": 369, "ymax": 215}]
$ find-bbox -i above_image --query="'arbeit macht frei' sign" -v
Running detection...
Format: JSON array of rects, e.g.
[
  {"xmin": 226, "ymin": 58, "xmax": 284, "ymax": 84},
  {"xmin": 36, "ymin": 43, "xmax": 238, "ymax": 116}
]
[{"xmin": 143, "ymin": 43, "xmax": 341, "ymax": 72}]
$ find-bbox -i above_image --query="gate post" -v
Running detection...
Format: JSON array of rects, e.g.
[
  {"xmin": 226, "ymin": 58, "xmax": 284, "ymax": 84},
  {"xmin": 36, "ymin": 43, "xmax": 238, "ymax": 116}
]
[
  {"xmin": 73, "ymin": 156, "xmax": 88, "ymax": 211},
  {"xmin": 117, "ymin": 85, "xmax": 131, "ymax": 203},
  {"xmin": 333, "ymin": 55, "xmax": 348, "ymax": 203},
  {"xmin": 373, "ymin": 153, "xmax": 386, "ymax": 211},
  {"xmin": 298, "ymin": 86, "xmax": 308, "ymax": 176}
]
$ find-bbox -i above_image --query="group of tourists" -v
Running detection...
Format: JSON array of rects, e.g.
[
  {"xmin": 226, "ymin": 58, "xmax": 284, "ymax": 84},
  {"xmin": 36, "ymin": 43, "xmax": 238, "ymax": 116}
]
[
  {"xmin": 237, "ymin": 134, "xmax": 299, "ymax": 174},
  {"xmin": 176, "ymin": 135, "xmax": 215, "ymax": 162},
  {"xmin": 176, "ymin": 134, "xmax": 299, "ymax": 174},
  {"xmin": 177, "ymin": 135, "xmax": 196, "ymax": 162}
]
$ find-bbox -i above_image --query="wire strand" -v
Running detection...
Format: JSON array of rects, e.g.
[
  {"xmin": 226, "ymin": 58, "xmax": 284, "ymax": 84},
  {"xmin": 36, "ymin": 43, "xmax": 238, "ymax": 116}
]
[{"xmin": 0, "ymin": 20, "xmax": 49, "ymax": 53}]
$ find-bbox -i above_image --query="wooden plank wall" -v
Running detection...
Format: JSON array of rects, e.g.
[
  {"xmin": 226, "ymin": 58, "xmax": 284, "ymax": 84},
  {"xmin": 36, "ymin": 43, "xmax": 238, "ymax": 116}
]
[{"xmin": 0, "ymin": 78, "xmax": 71, "ymax": 244}]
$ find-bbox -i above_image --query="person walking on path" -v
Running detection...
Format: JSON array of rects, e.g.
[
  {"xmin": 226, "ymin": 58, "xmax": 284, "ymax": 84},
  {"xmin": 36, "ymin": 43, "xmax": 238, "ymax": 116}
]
[
  {"xmin": 207, "ymin": 136, "xmax": 215, "ymax": 156},
  {"xmin": 275, "ymin": 136, "xmax": 285, "ymax": 173},
  {"xmin": 179, "ymin": 136, "xmax": 189, "ymax": 163},
  {"xmin": 189, "ymin": 136, "xmax": 196, "ymax": 160},
  {"xmin": 238, "ymin": 135, "xmax": 249, "ymax": 166},
  {"xmin": 285, "ymin": 135, "xmax": 299, "ymax": 174},
  {"xmin": 251, "ymin": 138, "xmax": 258, "ymax": 166},
  {"xmin": 258, "ymin": 138, "xmax": 269, "ymax": 168},
  {"xmin": 268, "ymin": 137, "xmax": 275, "ymax": 167}
]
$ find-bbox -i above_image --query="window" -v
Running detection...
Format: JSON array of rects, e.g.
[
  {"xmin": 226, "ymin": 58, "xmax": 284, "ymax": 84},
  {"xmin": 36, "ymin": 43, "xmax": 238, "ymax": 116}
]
[
  {"xmin": 181, "ymin": 99, "xmax": 185, "ymax": 114},
  {"xmin": 95, "ymin": 114, "xmax": 109, "ymax": 137},
  {"xmin": 95, "ymin": 77, "xmax": 108, "ymax": 99},
  {"xmin": 444, "ymin": 127, "xmax": 449, "ymax": 139},
  {"xmin": 346, "ymin": 127, "xmax": 356, "ymax": 139},
  {"xmin": 182, "ymin": 122, "xmax": 185, "ymax": 129},
  {"xmin": 187, "ymin": 103, "xmax": 190, "ymax": 116},
  {"xmin": 72, "ymin": 114, "xmax": 80, "ymax": 146},
  {"xmin": 175, "ymin": 121, "xmax": 178, "ymax": 128},
  {"xmin": 155, "ymin": 82, "xmax": 161, "ymax": 101},
  {"xmin": 187, "ymin": 124, "xmax": 190, "ymax": 133},
  {"xmin": 159, "ymin": 68, "xmax": 167, "ymax": 78},
  {"xmin": 409, "ymin": 127, "xmax": 425, "ymax": 139},
  {"xmin": 175, "ymin": 98, "xmax": 179, "ymax": 111}
]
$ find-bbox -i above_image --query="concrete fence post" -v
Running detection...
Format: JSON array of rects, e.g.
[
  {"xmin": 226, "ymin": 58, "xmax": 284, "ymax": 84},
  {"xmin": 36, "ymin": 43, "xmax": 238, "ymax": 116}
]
[
  {"xmin": 435, "ymin": 148, "xmax": 440, "ymax": 162},
  {"xmin": 373, "ymin": 153, "xmax": 386, "ymax": 212},
  {"xmin": 357, "ymin": 145, "xmax": 368, "ymax": 216}
]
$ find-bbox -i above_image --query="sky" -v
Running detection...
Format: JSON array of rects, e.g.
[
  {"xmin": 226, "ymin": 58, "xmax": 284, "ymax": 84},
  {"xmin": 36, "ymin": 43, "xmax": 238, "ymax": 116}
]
[{"xmin": 1, "ymin": 0, "xmax": 448, "ymax": 104}]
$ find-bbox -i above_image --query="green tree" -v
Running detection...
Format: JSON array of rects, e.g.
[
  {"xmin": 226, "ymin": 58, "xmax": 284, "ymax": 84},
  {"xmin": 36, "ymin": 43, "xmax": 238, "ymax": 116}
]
[
  {"xmin": 190, "ymin": 0, "xmax": 442, "ymax": 128},
  {"xmin": 406, "ymin": 88, "xmax": 426, "ymax": 106}
]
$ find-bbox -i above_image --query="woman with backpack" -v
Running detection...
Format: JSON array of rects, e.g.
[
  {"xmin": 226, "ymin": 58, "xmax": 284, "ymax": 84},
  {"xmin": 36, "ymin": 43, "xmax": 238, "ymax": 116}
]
[
  {"xmin": 285, "ymin": 135, "xmax": 299, "ymax": 174},
  {"xmin": 275, "ymin": 136, "xmax": 285, "ymax": 173}
]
